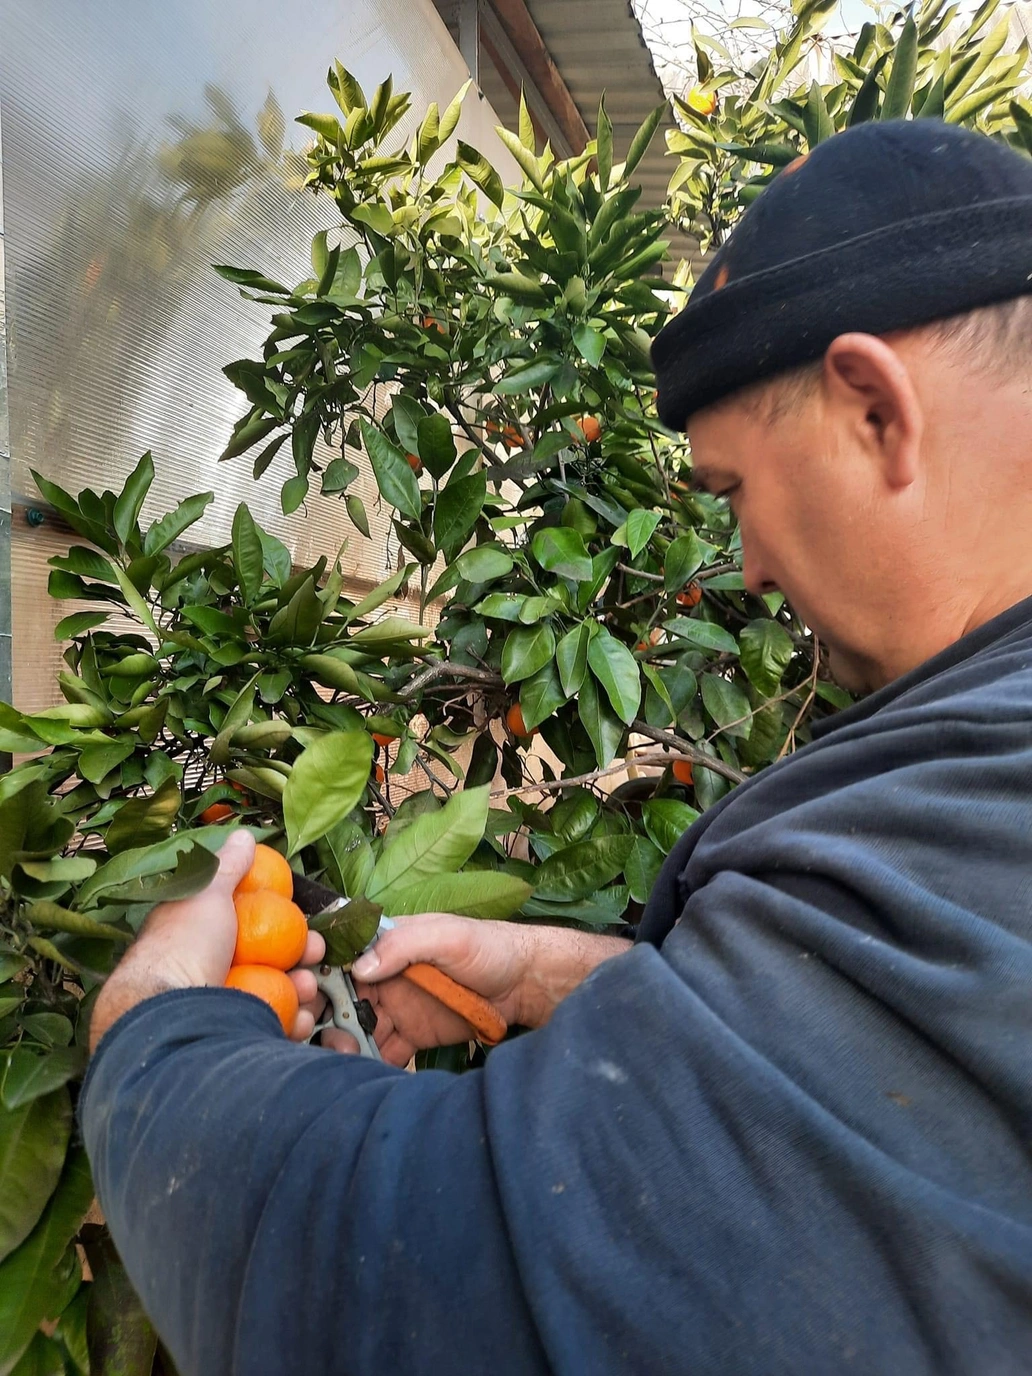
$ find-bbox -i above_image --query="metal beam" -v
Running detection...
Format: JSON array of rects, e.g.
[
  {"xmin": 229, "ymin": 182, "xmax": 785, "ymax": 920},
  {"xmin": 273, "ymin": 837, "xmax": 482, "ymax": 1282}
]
[
  {"xmin": 487, "ymin": 0, "xmax": 591, "ymax": 154},
  {"xmin": 479, "ymin": 4, "xmax": 573, "ymax": 158},
  {"xmin": 457, "ymin": 0, "xmax": 480, "ymax": 87}
]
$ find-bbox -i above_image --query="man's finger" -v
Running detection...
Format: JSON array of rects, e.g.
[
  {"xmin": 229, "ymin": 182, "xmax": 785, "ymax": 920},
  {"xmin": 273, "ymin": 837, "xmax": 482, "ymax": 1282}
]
[
  {"xmin": 290, "ymin": 1008, "xmax": 316, "ymax": 1043},
  {"xmin": 351, "ymin": 914, "xmax": 480, "ymax": 983},
  {"xmin": 213, "ymin": 829, "xmax": 256, "ymax": 891},
  {"xmin": 300, "ymin": 930, "xmax": 325, "ymax": 967},
  {"xmin": 289, "ymin": 968, "xmax": 318, "ymax": 1005},
  {"xmin": 320, "ymin": 1028, "xmax": 360, "ymax": 1054}
]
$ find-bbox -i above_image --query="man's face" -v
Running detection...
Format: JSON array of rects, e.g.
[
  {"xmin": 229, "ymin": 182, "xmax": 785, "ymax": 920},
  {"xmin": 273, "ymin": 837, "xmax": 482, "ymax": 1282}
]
[{"xmin": 686, "ymin": 373, "xmax": 907, "ymax": 694}]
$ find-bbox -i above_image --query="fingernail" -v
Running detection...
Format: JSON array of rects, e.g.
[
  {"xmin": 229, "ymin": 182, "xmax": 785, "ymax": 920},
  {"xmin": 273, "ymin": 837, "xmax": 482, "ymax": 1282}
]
[{"xmin": 352, "ymin": 949, "xmax": 379, "ymax": 979}]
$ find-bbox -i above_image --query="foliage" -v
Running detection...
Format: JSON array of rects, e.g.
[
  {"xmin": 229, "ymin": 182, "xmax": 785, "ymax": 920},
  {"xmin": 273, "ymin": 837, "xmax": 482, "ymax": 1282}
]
[
  {"xmin": 666, "ymin": 0, "xmax": 1031, "ymax": 252},
  {"xmin": 2, "ymin": 17, "xmax": 1028, "ymax": 1367}
]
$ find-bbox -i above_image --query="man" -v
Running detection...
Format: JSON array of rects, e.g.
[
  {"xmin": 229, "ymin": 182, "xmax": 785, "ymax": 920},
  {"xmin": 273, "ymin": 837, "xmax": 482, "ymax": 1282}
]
[{"xmin": 82, "ymin": 119, "xmax": 1032, "ymax": 1373}]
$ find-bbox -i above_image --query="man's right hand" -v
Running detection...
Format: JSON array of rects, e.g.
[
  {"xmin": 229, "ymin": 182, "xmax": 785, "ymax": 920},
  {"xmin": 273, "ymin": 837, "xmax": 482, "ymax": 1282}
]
[{"xmin": 308, "ymin": 915, "xmax": 628, "ymax": 1066}]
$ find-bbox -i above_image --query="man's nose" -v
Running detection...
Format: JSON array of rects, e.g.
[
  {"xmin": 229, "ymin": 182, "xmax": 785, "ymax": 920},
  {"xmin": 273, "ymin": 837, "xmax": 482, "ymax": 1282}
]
[{"xmin": 741, "ymin": 546, "xmax": 779, "ymax": 597}]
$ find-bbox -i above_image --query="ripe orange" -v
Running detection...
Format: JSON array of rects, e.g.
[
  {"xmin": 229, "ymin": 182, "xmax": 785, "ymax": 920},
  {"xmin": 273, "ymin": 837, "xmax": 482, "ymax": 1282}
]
[
  {"xmin": 233, "ymin": 890, "xmax": 308, "ymax": 970},
  {"xmin": 672, "ymin": 758, "xmax": 694, "ymax": 786},
  {"xmin": 406, "ymin": 453, "xmax": 422, "ymax": 473},
  {"xmin": 487, "ymin": 420, "xmax": 522, "ymax": 450},
  {"xmin": 636, "ymin": 627, "xmax": 664, "ymax": 651},
  {"xmin": 677, "ymin": 581, "xmax": 703, "ymax": 609},
  {"xmin": 505, "ymin": 702, "xmax": 537, "ymax": 737},
  {"xmin": 199, "ymin": 802, "xmax": 234, "ymax": 824},
  {"xmin": 575, "ymin": 415, "xmax": 602, "ymax": 444},
  {"xmin": 371, "ymin": 731, "xmax": 394, "ymax": 748},
  {"xmin": 374, "ymin": 763, "xmax": 386, "ymax": 784},
  {"xmin": 686, "ymin": 88, "xmax": 718, "ymax": 117},
  {"xmin": 422, "ymin": 314, "xmax": 444, "ymax": 334},
  {"xmin": 235, "ymin": 843, "xmax": 294, "ymax": 900},
  {"xmin": 225, "ymin": 965, "xmax": 299, "ymax": 1035}
]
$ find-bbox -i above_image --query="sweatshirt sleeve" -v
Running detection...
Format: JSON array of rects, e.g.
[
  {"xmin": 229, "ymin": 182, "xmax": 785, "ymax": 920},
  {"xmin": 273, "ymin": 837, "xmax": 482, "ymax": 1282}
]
[{"xmin": 79, "ymin": 987, "xmax": 551, "ymax": 1376}]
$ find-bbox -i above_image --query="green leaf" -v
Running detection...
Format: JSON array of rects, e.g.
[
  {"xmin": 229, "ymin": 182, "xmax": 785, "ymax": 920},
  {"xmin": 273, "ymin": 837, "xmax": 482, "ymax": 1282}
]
[
  {"xmin": 104, "ymin": 776, "xmax": 181, "ymax": 854},
  {"xmin": 391, "ymin": 395, "xmax": 426, "ymax": 454},
  {"xmin": 663, "ymin": 531, "xmax": 708, "ymax": 591},
  {"xmin": 143, "ymin": 491, "xmax": 214, "ymax": 556},
  {"xmin": 76, "ymin": 834, "xmax": 221, "ymax": 908},
  {"xmin": 308, "ymin": 896, "xmax": 382, "ymax": 966},
  {"xmin": 519, "ymin": 661, "xmax": 567, "ymax": 732},
  {"xmin": 0, "ymin": 1148, "xmax": 92, "ymax": 1375},
  {"xmin": 0, "ymin": 1090, "xmax": 71, "ymax": 1264},
  {"xmin": 350, "ymin": 615, "xmax": 430, "ymax": 645},
  {"xmin": 77, "ymin": 740, "xmax": 135, "ymax": 785},
  {"xmin": 625, "ymin": 835, "xmax": 664, "ymax": 903},
  {"xmin": 476, "ymin": 594, "xmax": 526, "ymax": 622},
  {"xmin": 346, "ymin": 494, "xmax": 371, "ymax": 538},
  {"xmin": 556, "ymin": 622, "xmax": 593, "ymax": 697},
  {"xmin": 587, "ymin": 630, "xmax": 641, "ymax": 726},
  {"xmin": 379, "ymin": 870, "xmax": 531, "ymax": 920},
  {"xmin": 500, "ymin": 624, "xmax": 556, "ymax": 685},
  {"xmin": 578, "ymin": 672, "xmax": 624, "ymax": 769},
  {"xmin": 79, "ymin": 1230, "xmax": 157, "ymax": 1376},
  {"xmin": 433, "ymin": 472, "xmax": 485, "ymax": 554},
  {"xmin": 112, "ymin": 452, "xmax": 154, "ymax": 546},
  {"xmin": 882, "ymin": 15, "xmax": 918, "ymax": 120},
  {"xmin": 53, "ymin": 612, "xmax": 108, "ymax": 642},
  {"xmin": 531, "ymin": 527, "xmax": 592, "ymax": 581},
  {"xmin": 1, "ymin": 1050, "xmax": 85, "ymax": 1111},
  {"xmin": 739, "ymin": 619, "xmax": 794, "ymax": 696},
  {"xmin": 361, "ymin": 419, "xmax": 421, "ymax": 522},
  {"xmin": 642, "ymin": 798, "xmax": 699, "ymax": 854},
  {"xmin": 209, "ymin": 671, "xmax": 260, "ymax": 766},
  {"xmin": 596, "ymin": 93, "xmax": 614, "ymax": 190},
  {"xmin": 47, "ymin": 547, "xmax": 117, "ymax": 582},
  {"xmin": 439, "ymin": 78, "xmax": 471, "ymax": 142},
  {"xmin": 493, "ymin": 358, "xmax": 560, "ymax": 395},
  {"xmin": 495, "ymin": 127, "xmax": 545, "ymax": 191},
  {"xmin": 624, "ymin": 509, "xmax": 662, "ymax": 559},
  {"xmin": 214, "ymin": 264, "xmax": 289, "ymax": 294},
  {"xmin": 456, "ymin": 140, "xmax": 504, "ymax": 208},
  {"xmin": 701, "ymin": 673, "xmax": 752, "ymax": 739},
  {"xmin": 10, "ymin": 1332, "xmax": 67, "ymax": 1376},
  {"xmin": 455, "ymin": 544, "xmax": 514, "ymax": 583},
  {"xmin": 231, "ymin": 503, "xmax": 264, "ymax": 605},
  {"xmin": 534, "ymin": 835, "xmax": 633, "ymax": 900},
  {"xmin": 283, "ymin": 731, "xmax": 374, "ymax": 857},
  {"xmin": 572, "ymin": 322, "xmax": 606, "ymax": 367},
  {"xmin": 344, "ymin": 566, "xmax": 416, "ymax": 625},
  {"xmin": 281, "ymin": 473, "xmax": 309, "ymax": 516},
  {"xmin": 368, "ymin": 785, "xmax": 490, "ymax": 901},
  {"xmin": 667, "ymin": 617, "xmax": 738, "ymax": 655},
  {"xmin": 803, "ymin": 80, "xmax": 834, "ymax": 147},
  {"xmin": 624, "ymin": 103, "xmax": 665, "ymax": 176},
  {"xmin": 415, "ymin": 414, "xmax": 456, "ymax": 480}
]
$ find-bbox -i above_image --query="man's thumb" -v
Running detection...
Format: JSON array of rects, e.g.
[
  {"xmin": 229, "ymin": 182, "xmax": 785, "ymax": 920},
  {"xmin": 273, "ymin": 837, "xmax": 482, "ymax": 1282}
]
[{"xmin": 214, "ymin": 829, "xmax": 256, "ymax": 890}]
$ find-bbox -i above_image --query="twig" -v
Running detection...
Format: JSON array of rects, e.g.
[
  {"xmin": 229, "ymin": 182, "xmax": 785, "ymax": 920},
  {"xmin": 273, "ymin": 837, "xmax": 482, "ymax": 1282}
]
[
  {"xmin": 617, "ymin": 563, "xmax": 664, "ymax": 582},
  {"xmin": 631, "ymin": 720, "xmax": 747, "ymax": 784},
  {"xmin": 415, "ymin": 753, "xmax": 454, "ymax": 796},
  {"xmin": 397, "ymin": 661, "xmax": 502, "ymax": 700},
  {"xmin": 490, "ymin": 750, "xmax": 682, "ymax": 798},
  {"xmin": 775, "ymin": 635, "xmax": 822, "ymax": 762}
]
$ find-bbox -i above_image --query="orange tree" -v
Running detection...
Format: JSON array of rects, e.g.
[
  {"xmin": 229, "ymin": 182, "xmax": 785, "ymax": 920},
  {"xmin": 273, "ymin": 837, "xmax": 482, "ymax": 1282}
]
[{"xmin": 1, "ymin": 31, "xmax": 1028, "ymax": 1371}]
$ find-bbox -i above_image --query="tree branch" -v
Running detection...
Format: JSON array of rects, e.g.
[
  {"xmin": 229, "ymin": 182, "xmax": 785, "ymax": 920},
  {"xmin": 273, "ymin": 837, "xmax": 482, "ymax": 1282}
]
[{"xmin": 630, "ymin": 720, "xmax": 747, "ymax": 784}]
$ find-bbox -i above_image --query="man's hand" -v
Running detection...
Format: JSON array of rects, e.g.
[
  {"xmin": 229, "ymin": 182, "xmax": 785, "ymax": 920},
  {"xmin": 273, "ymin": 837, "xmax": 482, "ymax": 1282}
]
[
  {"xmin": 89, "ymin": 831, "xmax": 324, "ymax": 1052},
  {"xmin": 310, "ymin": 914, "xmax": 629, "ymax": 1065}
]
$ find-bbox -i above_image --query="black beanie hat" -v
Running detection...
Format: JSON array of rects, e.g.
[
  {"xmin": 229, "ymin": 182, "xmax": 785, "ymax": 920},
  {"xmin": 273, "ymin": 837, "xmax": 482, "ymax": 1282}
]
[{"xmin": 651, "ymin": 119, "xmax": 1032, "ymax": 429}]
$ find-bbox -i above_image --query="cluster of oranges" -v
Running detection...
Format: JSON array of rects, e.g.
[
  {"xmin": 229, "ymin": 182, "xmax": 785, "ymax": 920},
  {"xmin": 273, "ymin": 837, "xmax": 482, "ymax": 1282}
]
[{"xmin": 224, "ymin": 844, "xmax": 308, "ymax": 1034}]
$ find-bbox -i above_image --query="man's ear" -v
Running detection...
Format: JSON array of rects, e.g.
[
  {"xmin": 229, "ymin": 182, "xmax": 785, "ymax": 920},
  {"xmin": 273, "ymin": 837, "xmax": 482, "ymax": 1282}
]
[{"xmin": 823, "ymin": 333, "xmax": 922, "ymax": 491}]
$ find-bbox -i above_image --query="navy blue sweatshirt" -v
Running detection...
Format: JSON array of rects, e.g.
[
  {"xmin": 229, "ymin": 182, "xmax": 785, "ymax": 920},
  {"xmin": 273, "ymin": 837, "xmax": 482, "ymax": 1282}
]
[{"xmin": 80, "ymin": 600, "xmax": 1032, "ymax": 1374}]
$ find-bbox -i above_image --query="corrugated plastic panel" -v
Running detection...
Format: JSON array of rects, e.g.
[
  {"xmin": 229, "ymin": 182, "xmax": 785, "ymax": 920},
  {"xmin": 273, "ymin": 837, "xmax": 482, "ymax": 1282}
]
[{"xmin": 0, "ymin": 0, "xmax": 518, "ymax": 712}]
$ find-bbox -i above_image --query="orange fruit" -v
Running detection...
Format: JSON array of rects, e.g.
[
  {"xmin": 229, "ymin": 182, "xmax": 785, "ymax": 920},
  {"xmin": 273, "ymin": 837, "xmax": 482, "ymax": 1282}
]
[
  {"xmin": 506, "ymin": 702, "xmax": 538, "ymax": 737},
  {"xmin": 575, "ymin": 415, "xmax": 602, "ymax": 444},
  {"xmin": 371, "ymin": 732, "xmax": 394, "ymax": 748},
  {"xmin": 487, "ymin": 420, "xmax": 522, "ymax": 450},
  {"xmin": 636, "ymin": 627, "xmax": 664, "ymax": 651},
  {"xmin": 406, "ymin": 453, "xmax": 422, "ymax": 473},
  {"xmin": 374, "ymin": 763, "xmax": 386, "ymax": 784},
  {"xmin": 422, "ymin": 315, "xmax": 444, "ymax": 334},
  {"xmin": 225, "ymin": 965, "xmax": 299, "ymax": 1035},
  {"xmin": 235, "ymin": 843, "xmax": 294, "ymax": 900},
  {"xmin": 233, "ymin": 890, "xmax": 308, "ymax": 970},
  {"xmin": 686, "ymin": 88, "xmax": 718, "ymax": 117},
  {"xmin": 677, "ymin": 581, "xmax": 703, "ymax": 609},
  {"xmin": 199, "ymin": 802, "xmax": 234, "ymax": 824},
  {"xmin": 672, "ymin": 758, "xmax": 694, "ymax": 786}
]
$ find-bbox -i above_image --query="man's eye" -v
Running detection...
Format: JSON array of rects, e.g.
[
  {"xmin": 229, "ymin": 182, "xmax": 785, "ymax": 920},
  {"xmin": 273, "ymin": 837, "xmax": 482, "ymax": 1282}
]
[{"xmin": 717, "ymin": 484, "xmax": 740, "ymax": 501}]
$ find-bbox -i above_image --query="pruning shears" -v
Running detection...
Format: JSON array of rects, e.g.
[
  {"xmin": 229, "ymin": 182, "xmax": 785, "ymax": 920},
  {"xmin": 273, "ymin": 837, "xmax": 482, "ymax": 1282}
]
[{"xmin": 291, "ymin": 873, "xmax": 508, "ymax": 1059}]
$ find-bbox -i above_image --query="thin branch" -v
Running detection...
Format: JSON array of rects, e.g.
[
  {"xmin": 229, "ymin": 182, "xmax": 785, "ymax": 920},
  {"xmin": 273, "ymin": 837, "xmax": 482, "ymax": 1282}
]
[
  {"xmin": 490, "ymin": 750, "xmax": 681, "ymax": 798},
  {"xmin": 631, "ymin": 720, "xmax": 748, "ymax": 784},
  {"xmin": 415, "ymin": 753, "xmax": 455, "ymax": 796},
  {"xmin": 397, "ymin": 661, "xmax": 502, "ymax": 700},
  {"xmin": 775, "ymin": 635, "xmax": 822, "ymax": 762}
]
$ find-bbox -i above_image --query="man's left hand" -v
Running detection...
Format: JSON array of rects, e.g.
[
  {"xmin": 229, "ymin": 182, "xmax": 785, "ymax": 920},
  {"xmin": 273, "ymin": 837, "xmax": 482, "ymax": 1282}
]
[{"xmin": 89, "ymin": 830, "xmax": 325, "ymax": 1052}]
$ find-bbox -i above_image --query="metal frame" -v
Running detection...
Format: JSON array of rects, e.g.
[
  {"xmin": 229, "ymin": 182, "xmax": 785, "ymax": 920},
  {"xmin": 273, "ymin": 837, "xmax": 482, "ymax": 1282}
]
[
  {"xmin": 478, "ymin": 2, "xmax": 572, "ymax": 158},
  {"xmin": 0, "ymin": 98, "xmax": 11, "ymax": 717}
]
